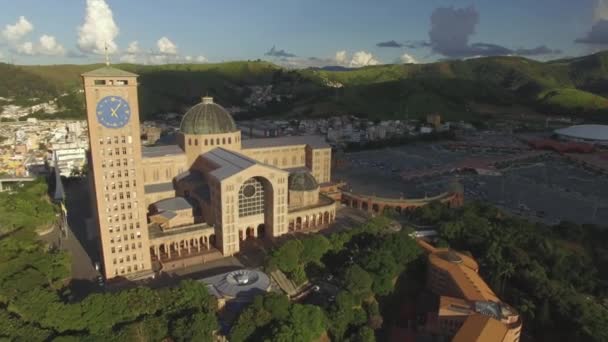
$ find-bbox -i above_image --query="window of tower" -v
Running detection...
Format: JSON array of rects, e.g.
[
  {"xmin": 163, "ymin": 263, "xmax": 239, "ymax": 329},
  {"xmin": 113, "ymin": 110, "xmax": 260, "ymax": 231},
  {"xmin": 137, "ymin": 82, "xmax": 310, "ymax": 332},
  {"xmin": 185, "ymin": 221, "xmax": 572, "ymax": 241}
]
[
  {"xmin": 228, "ymin": 137, "xmax": 231, "ymax": 144},
  {"xmin": 195, "ymin": 139, "xmax": 198, "ymax": 146},
  {"xmin": 94, "ymin": 80, "xmax": 106, "ymax": 85},
  {"xmin": 222, "ymin": 138, "xmax": 226, "ymax": 144},
  {"xmin": 204, "ymin": 139, "xmax": 208, "ymax": 146},
  {"xmin": 216, "ymin": 138, "xmax": 220, "ymax": 145},
  {"xmin": 116, "ymin": 80, "xmax": 128, "ymax": 85}
]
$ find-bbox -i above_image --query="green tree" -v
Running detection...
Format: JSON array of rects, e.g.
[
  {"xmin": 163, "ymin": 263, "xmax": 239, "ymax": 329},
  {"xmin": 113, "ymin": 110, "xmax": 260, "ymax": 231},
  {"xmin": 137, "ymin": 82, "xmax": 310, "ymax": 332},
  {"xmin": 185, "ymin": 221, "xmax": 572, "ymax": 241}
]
[
  {"xmin": 171, "ymin": 311, "xmax": 217, "ymax": 342},
  {"xmin": 344, "ymin": 264, "xmax": 373, "ymax": 297}
]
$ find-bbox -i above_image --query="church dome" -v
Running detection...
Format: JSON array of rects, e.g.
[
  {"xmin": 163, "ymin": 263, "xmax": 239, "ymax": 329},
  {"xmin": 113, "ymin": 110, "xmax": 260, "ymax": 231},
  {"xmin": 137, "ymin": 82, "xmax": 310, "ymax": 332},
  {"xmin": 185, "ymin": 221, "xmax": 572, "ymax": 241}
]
[
  {"xmin": 180, "ymin": 96, "xmax": 237, "ymax": 135},
  {"xmin": 288, "ymin": 171, "xmax": 319, "ymax": 191}
]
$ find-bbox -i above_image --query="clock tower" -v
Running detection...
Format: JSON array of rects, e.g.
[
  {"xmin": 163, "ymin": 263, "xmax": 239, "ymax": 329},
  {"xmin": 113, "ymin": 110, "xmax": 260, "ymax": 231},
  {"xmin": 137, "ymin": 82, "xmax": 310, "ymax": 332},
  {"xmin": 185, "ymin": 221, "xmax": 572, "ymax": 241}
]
[{"xmin": 82, "ymin": 66, "xmax": 152, "ymax": 279}]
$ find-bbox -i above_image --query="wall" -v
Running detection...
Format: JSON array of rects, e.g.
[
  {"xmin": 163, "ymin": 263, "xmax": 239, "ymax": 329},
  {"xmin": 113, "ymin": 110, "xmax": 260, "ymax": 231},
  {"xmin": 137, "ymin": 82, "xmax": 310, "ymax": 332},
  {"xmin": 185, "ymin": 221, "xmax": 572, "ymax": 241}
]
[{"xmin": 141, "ymin": 154, "xmax": 187, "ymax": 185}]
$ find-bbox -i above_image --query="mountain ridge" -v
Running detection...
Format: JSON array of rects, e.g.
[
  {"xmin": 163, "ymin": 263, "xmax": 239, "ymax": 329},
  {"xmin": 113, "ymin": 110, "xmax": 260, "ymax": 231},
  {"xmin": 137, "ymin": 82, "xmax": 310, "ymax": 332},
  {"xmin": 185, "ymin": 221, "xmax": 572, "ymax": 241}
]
[{"xmin": 3, "ymin": 52, "xmax": 608, "ymax": 121}]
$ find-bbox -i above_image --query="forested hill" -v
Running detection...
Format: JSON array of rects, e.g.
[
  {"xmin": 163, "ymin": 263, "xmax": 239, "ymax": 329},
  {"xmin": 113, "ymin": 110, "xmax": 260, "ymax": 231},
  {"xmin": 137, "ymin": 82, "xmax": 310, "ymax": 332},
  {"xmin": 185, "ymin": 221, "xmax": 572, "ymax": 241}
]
[{"xmin": 3, "ymin": 51, "xmax": 608, "ymax": 120}]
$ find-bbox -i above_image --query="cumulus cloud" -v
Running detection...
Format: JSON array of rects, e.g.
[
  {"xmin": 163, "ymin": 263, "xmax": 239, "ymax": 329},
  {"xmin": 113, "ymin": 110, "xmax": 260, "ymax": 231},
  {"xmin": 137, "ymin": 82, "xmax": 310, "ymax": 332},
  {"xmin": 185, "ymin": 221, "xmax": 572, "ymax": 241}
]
[
  {"xmin": 376, "ymin": 40, "xmax": 403, "ymax": 48},
  {"xmin": 410, "ymin": 6, "xmax": 561, "ymax": 58},
  {"xmin": 16, "ymin": 41, "xmax": 34, "ymax": 55},
  {"xmin": 399, "ymin": 53, "xmax": 417, "ymax": 64},
  {"xmin": 349, "ymin": 51, "xmax": 380, "ymax": 67},
  {"xmin": 2, "ymin": 16, "xmax": 33, "ymax": 42},
  {"xmin": 335, "ymin": 51, "xmax": 348, "ymax": 65},
  {"xmin": 594, "ymin": 0, "xmax": 608, "ymax": 22},
  {"xmin": 428, "ymin": 6, "xmax": 479, "ymax": 57},
  {"xmin": 120, "ymin": 54, "xmax": 137, "ymax": 63},
  {"xmin": 38, "ymin": 35, "xmax": 65, "ymax": 55},
  {"xmin": 78, "ymin": 0, "xmax": 119, "ymax": 54},
  {"xmin": 196, "ymin": 55, "xmax": 208, "ymax": 63},
  {"xmin": 576, "ymin": 1, "xmax": 608, "ymax": 45},
  {"xmin": 157, "ymin": 36, "xmax": 178, "ymax": 55},
  {"xmin": 265, "ymin": 45, "xmax": 296, "ymax": 58},
  {"xmin": 126, "ymin": 41, "xmax": 139, "ymax": 54},
  {"xmin": 14, "ymin": 35, "xmax": 65, "ymax": 56},
  {"xmin": 271, "ymin": 50, "xmax": 380, "ymax": 69}
]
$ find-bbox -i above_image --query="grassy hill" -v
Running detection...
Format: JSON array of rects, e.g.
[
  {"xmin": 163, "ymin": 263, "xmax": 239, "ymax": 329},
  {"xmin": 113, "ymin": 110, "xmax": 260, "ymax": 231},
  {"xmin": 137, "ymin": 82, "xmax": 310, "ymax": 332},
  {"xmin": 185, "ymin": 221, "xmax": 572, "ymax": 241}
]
[{"xmin": 3, "ymin": 52, "xmax": 608, "ymax": 121}]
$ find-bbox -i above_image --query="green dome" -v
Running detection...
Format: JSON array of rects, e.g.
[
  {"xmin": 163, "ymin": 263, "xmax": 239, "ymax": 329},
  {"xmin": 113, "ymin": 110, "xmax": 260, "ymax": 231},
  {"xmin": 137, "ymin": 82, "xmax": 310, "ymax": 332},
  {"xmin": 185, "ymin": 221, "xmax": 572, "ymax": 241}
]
[
  {"xmin": 180, "ymin": 97, "xmax": 237, "ymax": 135},
  {"xmin": 288, "ymin": 171, "xmax": 319, "ymax": 191}
]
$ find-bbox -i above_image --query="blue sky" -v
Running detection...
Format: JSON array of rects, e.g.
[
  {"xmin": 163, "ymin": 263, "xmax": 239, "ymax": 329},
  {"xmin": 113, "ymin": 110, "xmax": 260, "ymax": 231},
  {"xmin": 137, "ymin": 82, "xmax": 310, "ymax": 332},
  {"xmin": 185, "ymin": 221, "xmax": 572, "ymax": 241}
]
[{"xmin": 0, "ymin": 0, "xmax": 603, "ymax": 66}]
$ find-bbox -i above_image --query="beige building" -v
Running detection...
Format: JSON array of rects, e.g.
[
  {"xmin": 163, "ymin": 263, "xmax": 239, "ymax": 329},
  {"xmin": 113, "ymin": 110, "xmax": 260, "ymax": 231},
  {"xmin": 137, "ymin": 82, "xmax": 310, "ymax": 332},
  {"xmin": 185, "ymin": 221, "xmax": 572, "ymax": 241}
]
[
  {"xmin": 83, "ymin": 66, "xmax": 335, "ymax": 280},
  {"xmin": 417, "ymin": 239, "xmax": 522, "ymax": 342}
]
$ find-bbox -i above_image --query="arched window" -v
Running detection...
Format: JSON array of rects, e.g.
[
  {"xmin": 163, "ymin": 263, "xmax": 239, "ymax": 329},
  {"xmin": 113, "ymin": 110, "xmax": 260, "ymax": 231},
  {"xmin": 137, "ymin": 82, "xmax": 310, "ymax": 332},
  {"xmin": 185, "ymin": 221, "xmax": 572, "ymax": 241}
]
[
  {"xmin": 216, "ymin": 138, "xmax": 220, "ymax": 145},
  {"xmin": 222, "ymin": 138, "xmax": 226, "ymax": 144},
  {"xmin": 204, "ymin": 139, "xmax": 208, "ymax": 146},
  {"xmin": 210, "ymin": 139, "xmax": 214, "ymax": 146},
  {"xmin": 195, "ymin": 139, "xmax": 198, "ymax": 146},
  {"xmin": 188, "ymin": 138, "xmax": 191, "ymax": 146},
  {"xmin": 228, "ymin": 137, "xmax": 232, "ymax": 144},
  {"xmin": 238, "ymin": 177, "xmax": 265, "ymax": 217}
]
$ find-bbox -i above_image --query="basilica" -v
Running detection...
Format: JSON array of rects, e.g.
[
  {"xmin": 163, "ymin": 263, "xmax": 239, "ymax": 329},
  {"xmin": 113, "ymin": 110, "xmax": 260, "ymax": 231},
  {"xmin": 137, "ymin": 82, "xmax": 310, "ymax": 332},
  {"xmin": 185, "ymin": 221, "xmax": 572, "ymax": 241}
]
[{"xmin": 83, "ymin": 66, "xmax": 335, "ymax": 279}]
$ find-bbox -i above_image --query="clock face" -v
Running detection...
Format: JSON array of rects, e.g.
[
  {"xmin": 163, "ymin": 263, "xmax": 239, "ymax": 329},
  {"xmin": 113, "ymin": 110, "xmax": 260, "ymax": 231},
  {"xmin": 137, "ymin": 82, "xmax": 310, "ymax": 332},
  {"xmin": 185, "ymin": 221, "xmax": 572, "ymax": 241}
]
[{"xmin": 96, "ymin": 96, "xmax": 131, "ymax": 129}]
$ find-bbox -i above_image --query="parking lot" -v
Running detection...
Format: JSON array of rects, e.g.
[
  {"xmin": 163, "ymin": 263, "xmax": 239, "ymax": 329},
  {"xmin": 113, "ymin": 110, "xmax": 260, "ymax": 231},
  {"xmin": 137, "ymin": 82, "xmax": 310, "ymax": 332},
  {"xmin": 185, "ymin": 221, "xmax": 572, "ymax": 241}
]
[
  {"xmin": 461, "ymin": 158, "xmax": 608, "ymax": 225},
  {"xmin": 334, "ymin": 144, "xmax": 474, "ymax": 198},
  {"xmin": 335, "ymin": 141, "xmax": 608, "ymax": 226}
]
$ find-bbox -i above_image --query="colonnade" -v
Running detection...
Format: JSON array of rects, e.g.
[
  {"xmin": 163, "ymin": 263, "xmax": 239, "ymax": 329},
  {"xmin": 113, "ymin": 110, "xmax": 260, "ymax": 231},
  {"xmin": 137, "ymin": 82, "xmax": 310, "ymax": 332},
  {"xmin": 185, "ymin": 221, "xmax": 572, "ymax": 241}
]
[
  {"xmin": 150, "ymin": 233, "xmax": 215, "ymax": 261},
  {"xmin": 288, "ymin": 210, "xmax": 335, "ymax": 232}
]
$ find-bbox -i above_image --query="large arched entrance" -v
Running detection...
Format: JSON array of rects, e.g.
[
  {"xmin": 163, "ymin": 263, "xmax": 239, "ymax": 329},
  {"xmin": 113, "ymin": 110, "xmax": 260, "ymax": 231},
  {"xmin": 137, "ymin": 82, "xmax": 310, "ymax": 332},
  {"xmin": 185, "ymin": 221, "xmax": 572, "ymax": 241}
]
[
  {"xmin": 246, "ymin": 227, "xmax": 255, "ymax": 239},
  {"xmin": 257, "ymin": 224, "xmax": 265, "ymax": 237}
]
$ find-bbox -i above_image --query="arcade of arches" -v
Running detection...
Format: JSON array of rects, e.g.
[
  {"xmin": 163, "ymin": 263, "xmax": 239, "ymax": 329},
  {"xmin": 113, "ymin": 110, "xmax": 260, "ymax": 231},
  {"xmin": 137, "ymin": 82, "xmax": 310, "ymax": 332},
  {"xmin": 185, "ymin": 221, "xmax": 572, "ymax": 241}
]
[{"xmin": 341, "ymin": 191, "xmax": 464, "ymax": 214}]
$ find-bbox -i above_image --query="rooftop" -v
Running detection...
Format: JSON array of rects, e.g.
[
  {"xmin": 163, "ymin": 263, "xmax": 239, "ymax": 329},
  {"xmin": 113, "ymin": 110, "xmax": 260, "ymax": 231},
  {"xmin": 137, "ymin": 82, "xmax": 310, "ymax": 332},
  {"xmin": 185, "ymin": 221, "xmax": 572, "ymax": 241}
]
[
  {"xmin": 151, "ymin": 197, "xmax": 193, "ymax": 212},
  {"xmin": 452, "ymin": 315, "xmax": 509, "ymax": 342},
  {"xmin": 144, "ymin": 182, "xmax": 174, "ymax": 194},
  {"xmin": 199, "ymin": 269, "xmax": 270, "ymax": 299},
  {"xmin": 142, "ymin": 144, "xmax": 184, "ymax": 158},
  {"xmin": 81, "ymin": 66, "xmax": 138, "ymax": 77},
  {"xmin": 241, "ymin": 135, "xmax": 330, "ymax": 149},
  {"xmin": 180, "ymin": 97, "xmax": 237, "ymax": 135},
  {"xmin": 288, "ymin": 170, "xmax": 319, "ymax": 191},
  {"xmin": 202, "ymin": 147, "xmax": 282, "ymax": 181},
  {"xmin": 148, "ymin": 221, "xmax": 213, "ymax": 240}
]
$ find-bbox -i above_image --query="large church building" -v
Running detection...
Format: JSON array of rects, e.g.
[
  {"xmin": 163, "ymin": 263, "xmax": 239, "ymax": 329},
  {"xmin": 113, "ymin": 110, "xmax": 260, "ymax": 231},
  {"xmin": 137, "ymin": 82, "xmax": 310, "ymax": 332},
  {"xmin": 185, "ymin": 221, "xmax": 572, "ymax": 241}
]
[{"xmin": 83, "ymin": 66, "xmax": 336, "ymax": 279}]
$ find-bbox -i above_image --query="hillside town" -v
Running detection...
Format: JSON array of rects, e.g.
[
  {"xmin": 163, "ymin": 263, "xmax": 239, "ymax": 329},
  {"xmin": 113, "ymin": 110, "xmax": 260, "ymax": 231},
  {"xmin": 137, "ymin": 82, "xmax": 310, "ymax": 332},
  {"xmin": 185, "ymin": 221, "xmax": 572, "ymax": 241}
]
[{"xmin": 0, "ymin": 119, "xmax": 88, "ymax": 177}]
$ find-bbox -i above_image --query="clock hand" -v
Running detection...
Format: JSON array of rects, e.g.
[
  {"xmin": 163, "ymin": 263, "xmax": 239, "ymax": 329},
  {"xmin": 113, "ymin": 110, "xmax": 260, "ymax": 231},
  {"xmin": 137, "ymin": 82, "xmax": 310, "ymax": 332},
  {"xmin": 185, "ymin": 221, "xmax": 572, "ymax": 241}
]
[{"xmin": 110, "ymin": 102, "xmax": 122, "ymax": 117}]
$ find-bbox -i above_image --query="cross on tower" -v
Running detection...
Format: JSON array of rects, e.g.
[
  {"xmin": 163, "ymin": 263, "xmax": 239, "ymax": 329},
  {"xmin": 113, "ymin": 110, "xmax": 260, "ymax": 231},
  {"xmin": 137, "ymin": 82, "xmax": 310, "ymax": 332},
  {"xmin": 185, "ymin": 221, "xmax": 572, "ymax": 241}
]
[{"xmin": 104, "ymin": 42, "xmax": 110, "ymax": 66}]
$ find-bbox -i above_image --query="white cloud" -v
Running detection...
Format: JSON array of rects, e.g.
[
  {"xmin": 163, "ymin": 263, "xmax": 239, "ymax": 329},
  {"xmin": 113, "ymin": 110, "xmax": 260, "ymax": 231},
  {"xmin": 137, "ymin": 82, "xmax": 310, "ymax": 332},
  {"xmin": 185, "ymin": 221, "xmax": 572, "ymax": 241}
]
[
  {"xmin": 184, "ymin": 55, "xmax": 192, "ymax": 62},
  {"xmin": 126, "ymin": 41, "xmax": 139, "ymax": 54},
  {"xmin": 349, "ymin": 51, "xmax": 380, "ymax": 67},
  {"xmin": 77, "ymin": 0, "xmax": 119, "ymax": 54},
  {"xmin": 333, "ymin": 50, "xmax": 381, "ymax": 67},
  {"xmin": 196, "ymin": 55, "xmax": 208, "ymax": 63},
  {"xmin": 16, "ymin": 41, "xmax": 34, "ymax": 55},
  {"xmin": 38, "ymin": 35, "xmax": 65, "ymax": 55},
  {"xmin": 147, "ymin": 54, "xmax": 171, "ymax": 65},
  {"xmin": 335, "ymin": 50, "xmax": 348, "ymax": 65},
  {"xmin": 595, "ymin": 0, "xmax": 608, "ymax": 22},
  {"xmin": 120, "ymin": 54, "xmax": 137, "ymax": 63},
  {"xmin": 14, "ymin": 35, "xmax": 65, "ymax": 56},
  {"xmin": 399, "ymin": 53, "xmax": 417, "ymax": 64},
  {"xmin": 2, "ymin": 16, "xmax": 33, "ymax": 42},
  {"xmin": 157, "ymin": 36, "xmax": 177, "ymax": 55}
]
